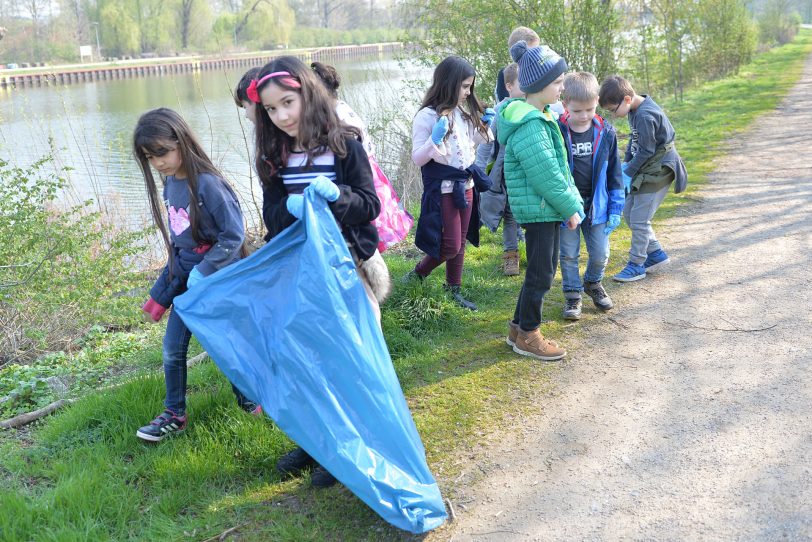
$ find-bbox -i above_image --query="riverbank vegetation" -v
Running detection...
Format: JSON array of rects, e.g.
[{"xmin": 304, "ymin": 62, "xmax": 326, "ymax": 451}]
[{"xmin": 1, "ymin": 28, "xmax": 810, "ymax": 540}]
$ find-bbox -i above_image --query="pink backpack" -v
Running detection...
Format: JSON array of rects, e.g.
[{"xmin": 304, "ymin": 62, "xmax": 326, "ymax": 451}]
[{"xmin": 369, "ymin": 156, "xmax": 413, "ymax": 253}]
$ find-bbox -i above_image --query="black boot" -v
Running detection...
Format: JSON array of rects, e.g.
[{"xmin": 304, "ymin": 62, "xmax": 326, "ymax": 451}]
[{"xmin": 445, "ymin": 285, "xmax": 477, "ymax": 311}]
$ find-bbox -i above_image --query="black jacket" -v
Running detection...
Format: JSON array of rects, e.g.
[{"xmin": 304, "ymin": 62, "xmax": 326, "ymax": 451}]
[{"xmin": 262, "ymin": 137, "xmax": 381, "ymax": 260}]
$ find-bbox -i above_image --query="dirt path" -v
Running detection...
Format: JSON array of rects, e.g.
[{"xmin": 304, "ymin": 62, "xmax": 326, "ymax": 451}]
[{"xmin": 432, "ymin": 53, "xmax": 812, "ymax": 541}]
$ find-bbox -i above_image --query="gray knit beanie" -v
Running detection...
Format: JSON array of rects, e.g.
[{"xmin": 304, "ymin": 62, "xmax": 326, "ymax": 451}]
[{"xmin": 509, "ymin": 40, "xmax": 568, "ymax": 94}]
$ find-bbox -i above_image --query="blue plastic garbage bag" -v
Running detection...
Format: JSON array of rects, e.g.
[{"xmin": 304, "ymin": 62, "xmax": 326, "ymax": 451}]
[{"xmin": 173, "ymin": 189, "xmax": 447, "ymax": 533}]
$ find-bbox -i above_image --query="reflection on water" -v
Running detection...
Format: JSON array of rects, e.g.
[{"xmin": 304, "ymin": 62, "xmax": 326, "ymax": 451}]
[{"xmin": 0, "ymin": 55, "xmax": 427, "ymax": 230}]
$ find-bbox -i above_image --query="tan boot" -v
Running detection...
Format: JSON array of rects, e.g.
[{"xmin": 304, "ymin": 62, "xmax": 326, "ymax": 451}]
[
  {"xmin": 513, "ymin": 328, "xmax": 566, "ymax": 361},
  {"xmin": 503, "ymin": 250, "xmax": 520, "ymax": 276},
  {"xmin": 506, "ymin": 320, "xmax": 520, "ymax": 346}
]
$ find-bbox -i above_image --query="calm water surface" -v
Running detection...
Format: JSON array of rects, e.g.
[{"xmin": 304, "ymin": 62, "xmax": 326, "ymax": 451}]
[{"xmin": 0, "ymin": 55, "xmax": 427, "ymax": 229}]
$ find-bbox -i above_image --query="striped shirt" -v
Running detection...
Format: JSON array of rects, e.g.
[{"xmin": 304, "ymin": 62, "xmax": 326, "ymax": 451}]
[{"xmin": 280, "ymin": 151, "xmax": 337, "ymax": 194}]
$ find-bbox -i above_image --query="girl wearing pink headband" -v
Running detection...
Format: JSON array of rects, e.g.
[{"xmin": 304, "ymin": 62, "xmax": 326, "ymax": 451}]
[{"xmin": 251, "ymin": 55, "xmax": 384, "ymax": 490}]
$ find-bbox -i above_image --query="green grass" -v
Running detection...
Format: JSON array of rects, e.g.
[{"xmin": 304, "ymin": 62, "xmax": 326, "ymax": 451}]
[{"xmin": 1, "ymin": 30, "xmax": 811, "ymax": 541}]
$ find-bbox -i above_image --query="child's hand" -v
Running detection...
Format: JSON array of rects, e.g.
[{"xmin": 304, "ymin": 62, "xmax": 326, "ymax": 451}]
[
  {"xmin": 309, "ymin": 175, "xmax": 340, "ymax": 202},
  {"xmin": 603, "ymin": 213, "xmax": 621, "ymax": 235},
  {"xmin": 481, "ymin": 107, "xmax": 496, "ymax": 126},
  {"xmin": 622, "ymin": 171, "xmax": 633, "ymax": 194},
  {"xmin": 565, "ymin": 211, "xmax": 582, "ymax": 230},
  {"xmin": 142, "ymin": 297, "xmax": 166, "ymax": 323},
  {"xmin": 286, "ymin": 194, "xmax": 304, "ymax": 218},
  {"xmin": 187, "ymin": 267, "xmax": 204, "ymax": 289},
  {"xmin": 431, "ymin": 116, "xmax": 449, "ymax": 145}
]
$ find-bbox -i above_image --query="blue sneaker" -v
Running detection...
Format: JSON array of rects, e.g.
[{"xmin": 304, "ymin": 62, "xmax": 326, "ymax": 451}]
[
  {"xmin": 613, "ymin": 262, "xmax": 646, "ymax": 282},
  {"xmin": 644, "ymin": 249, "xmax": 670, "ymax": 272}
]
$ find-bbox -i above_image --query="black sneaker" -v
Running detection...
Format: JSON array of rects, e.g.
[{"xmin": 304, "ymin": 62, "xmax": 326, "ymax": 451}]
[
  {"xmin": 311, "ymin": 465, "xmax": 338, "ymax": 488},
  {"xmin": 276, "ymin": 447, "xmax": 317, "ymax": 477},
  {"xmin": 584, "ymin": 281, "xmax": 614, "ymax": 311},
  {"xmin": 240, "ymin": 400, "xmax": 263, "ymax": 416},
  {"xmin": 562, "ymin": 297, "xmax": 582, "ymax": 320},
  {"xmin": 445, "ymin": 284, "xmax": 477, "ymax": 311},
  {"xmin": 401, "ymin": 269, "xmax": 425, "ymax": 283},
  {"xmin": 136, "ymin": 410, "xmax": 187, "ymax": 442}
]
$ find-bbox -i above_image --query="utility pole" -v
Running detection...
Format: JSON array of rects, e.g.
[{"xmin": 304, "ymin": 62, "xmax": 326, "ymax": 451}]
[{"xmin": 91, "ymin": 22, "xmax": 101, "ymax": 62}]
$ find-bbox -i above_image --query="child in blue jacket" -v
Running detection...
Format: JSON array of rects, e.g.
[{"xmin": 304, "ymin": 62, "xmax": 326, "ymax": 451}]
[{"xmin": 557, "ymin": 72, "xmax": 624, "ymax": 319}]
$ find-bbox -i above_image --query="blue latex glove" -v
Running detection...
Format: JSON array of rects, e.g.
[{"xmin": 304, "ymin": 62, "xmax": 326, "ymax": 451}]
[
  {"xmin": 187, "ymin": 267, "xmax": 204, "ymax": 289},
  {"xmin": 622, "ymin": 172, "xmax": 633, "ymax": 195},
  {"xmin": 286, "ymin": 194, "xmax": 304, "ymax": 218},
  {"xmin": 309, "ymin": 175, "xmax": 340, "ymax": 202},
  {"xmin": 603, "ymin": 213, "xmax": 621, "ymax": 235},
  {"xmin": 431, "ymin": 116, "xmax": 449, "ymax": 145},
  {"xmin": 481, "ymin": 107, "xmax": 496, "ymax": 126}
]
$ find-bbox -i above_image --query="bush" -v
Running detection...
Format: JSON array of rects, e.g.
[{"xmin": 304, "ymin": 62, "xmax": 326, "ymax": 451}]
[{"xmin": 0, "ymin": 158, "xmax": 147, "ymax": 363}]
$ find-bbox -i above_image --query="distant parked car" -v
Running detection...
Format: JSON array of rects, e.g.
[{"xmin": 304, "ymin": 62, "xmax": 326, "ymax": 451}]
[{"xmin": 6, "ymin": 63, "xmax": 18, "ymax": 69}]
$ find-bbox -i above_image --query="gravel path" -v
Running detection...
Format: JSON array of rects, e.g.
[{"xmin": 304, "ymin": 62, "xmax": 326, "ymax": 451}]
[{"xmin": 433, "ymin": 52, "xmax": 812, "ymax": 542}]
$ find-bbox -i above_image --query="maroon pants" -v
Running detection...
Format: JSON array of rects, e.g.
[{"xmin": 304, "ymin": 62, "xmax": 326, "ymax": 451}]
[{"xmin": 416, "ymin": 188, "xmax": 474, "ymax": 286}]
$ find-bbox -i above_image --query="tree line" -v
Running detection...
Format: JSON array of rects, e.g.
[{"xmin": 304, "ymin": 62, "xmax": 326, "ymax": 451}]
[
  {"xmin": 408, "ymin": 0, "xmax": 810, "ymax": 102},
  {"xmin": 0, "ymin": 0, "xmax": 404, "ymax": 64}
]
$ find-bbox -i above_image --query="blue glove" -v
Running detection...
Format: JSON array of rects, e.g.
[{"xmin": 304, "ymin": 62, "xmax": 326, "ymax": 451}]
[
  {"xmin": 431, "ymin": 116, "xmax": 449, "ymax": 145},
  {"xmin": 481, "ymin": 107, "xmax": 496, "ymax": 126},
  {"xmin": 187, "ymin": 267, "xmax": 204, "ymax": 289},
  {"xmin": 578, "ymin": 210, "xmax": 586, "ymax": 221},
  {"xmin": 309, "ymin": 175, "xmax": 340, "ymax": 202},
  {"xmin": 603, "ymin": 213, "xmax": 621, "ymax": 235},
  {"xmin": 286, "ymin": 194, "xmax": 304, "ymax": 218},
  {"xmin": 622, "ymin": 172, "xmax": 633, "ymax": 195}
]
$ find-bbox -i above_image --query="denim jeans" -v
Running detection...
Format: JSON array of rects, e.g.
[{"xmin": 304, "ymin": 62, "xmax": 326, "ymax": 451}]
[
  {"xmin": 163, "ymin": 309, "xmax": 251, "ymax": 415},
  {"xmin": 559, "ymin": 217, "xmax": 610, "ymax": 294},
  {"xmin": 502, "ymin": 202, "xmax": 519, "ymax": 252},
  {"xmin": 513, "ymin": 221, "xmax": 560, "ymax": 332},
  {"xmin": 624, "ymin": 185, "xmax": 669, "ymax": 265}
]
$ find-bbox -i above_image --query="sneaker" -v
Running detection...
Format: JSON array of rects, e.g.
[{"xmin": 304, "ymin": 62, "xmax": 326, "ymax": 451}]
[
  {"xmin": 583, "ymin": 281, "xmax": 614, "ymax": 311},
  {"xmin": 241, "ymin": 400, "xmax": 263, "ymax": 416},
  {"xmin": 502, "ymin": 250, "xmax": 520, "ymax": 276},
  {"xmin": 311, "ymin": 465, "xmax": 338, "ymax": 488},
  {"xmin": 506, "ymin": 320, "xmax": 520, "ymax": 346},
  {"xmin": 401, "ymin": 269, "xmax": 425, "ymax": 283},
  {"xmin": 613, "ymin": 262, "xmax": 646, "ymax": 282},
  {"xmin": 562, "ymin": 297, "xmax": 582, "ymax": 320},
  {"xmin": 276, "ymin": 447, "xmax": 317, "ymax": 477},
  {"xmin": 136, "ymin": 410, "xmax": 187, "ymax": 442},
  {"xmin": 643, "ymin": 249, "xmax": 670, "ymax": 272},
  {"xmin": 513, "ymin": 328, "xmax": 567, "ymax": 361},
  {"xmin": 445, "ymin": 284, "xmax": 477, "ymax": 311}
]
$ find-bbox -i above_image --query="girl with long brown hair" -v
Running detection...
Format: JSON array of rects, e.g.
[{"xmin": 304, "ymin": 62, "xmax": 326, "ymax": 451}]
[{"xmin": 133, "ymin": 107, "xmax": 258, "ymax": 442}]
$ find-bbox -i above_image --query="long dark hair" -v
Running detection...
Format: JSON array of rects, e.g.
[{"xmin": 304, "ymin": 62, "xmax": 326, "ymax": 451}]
[
  {"xmin": 252, "ymin": 56, "xmax": 358, "ymax": 186},
  {"xmin": 420, "ymin": 55, "xmax": 488, "ymax": 138},
  {"xmin": 133, "ymin": 108, "xmax": 242, "ymax": 269}
]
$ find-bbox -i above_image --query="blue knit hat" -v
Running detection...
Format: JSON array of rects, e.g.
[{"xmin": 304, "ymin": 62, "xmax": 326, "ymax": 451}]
[{"xmin": 510, "ymin": 40, "xmax": 568, "ymax": 95}]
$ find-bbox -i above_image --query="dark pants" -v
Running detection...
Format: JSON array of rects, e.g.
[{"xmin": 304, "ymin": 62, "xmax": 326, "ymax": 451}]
[
  {"xmin": 416, "ymin": 188, "xmax": 474, "ymax": 286},
  {"xmin": 513, "ymin": 221, "xmax": 560, "ymax": 332},
  {"xmin": 163, "ymin": 309, "xmax": 251, "ymax": 415}
]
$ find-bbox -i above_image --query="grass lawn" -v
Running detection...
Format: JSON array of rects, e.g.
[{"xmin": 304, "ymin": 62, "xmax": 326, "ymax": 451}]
[{"xmin": 1, "ymin": 29, "xmax": 810, "ymax": 542}]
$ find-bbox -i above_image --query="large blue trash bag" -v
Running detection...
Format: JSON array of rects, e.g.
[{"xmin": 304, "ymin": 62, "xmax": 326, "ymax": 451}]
[{"xmin": 173, "ymin": 189, "xmax": 447, "ymax": 533}]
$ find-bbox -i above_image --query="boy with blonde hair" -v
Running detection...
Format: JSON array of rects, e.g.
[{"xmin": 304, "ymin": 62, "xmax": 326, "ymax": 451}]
[
  {"xmin": 557, "ymin": 72, "xmax": 624, "ymax": 319},
  {"xmin": 598, "ymin": 75, "xmax": 687, "ymax": 282}
]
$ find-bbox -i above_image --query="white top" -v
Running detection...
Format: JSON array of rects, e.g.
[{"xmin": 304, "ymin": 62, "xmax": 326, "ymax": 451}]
[
  {"xmin": 336, "ymin": 99, "xmax": 376, "ymax": 157},
  {"xmin": 412, "ymin": 106, "xmax": 491, "ymax": 193}
]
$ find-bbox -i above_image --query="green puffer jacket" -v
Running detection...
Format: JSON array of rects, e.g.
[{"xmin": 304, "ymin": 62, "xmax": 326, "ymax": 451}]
[{"xmin": 497, "ymin": 98, "xmax": 583, "ymax": 224}]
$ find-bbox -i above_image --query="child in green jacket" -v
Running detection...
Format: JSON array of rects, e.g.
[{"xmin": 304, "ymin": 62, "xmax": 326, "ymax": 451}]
[{"xmin": 498, "ymin": 41, "xmax": 584, "ymax": 361}]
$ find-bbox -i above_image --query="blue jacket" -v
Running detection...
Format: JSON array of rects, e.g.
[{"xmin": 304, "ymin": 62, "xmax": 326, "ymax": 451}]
[{"xmin": 557, "ymin": 114, "xmax": 624, "ymax": 225}]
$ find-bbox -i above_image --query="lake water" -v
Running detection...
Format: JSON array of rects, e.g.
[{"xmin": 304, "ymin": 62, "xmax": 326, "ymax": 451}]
[{"xmin": 0, "ymin": 55, "xmax": 428, "ymax": 229}]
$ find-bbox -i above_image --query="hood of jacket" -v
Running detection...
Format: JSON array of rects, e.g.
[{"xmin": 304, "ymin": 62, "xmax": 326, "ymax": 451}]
[{"xmin": 496, "ymin": 98, "xmax": 545, "ymax": 146}]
